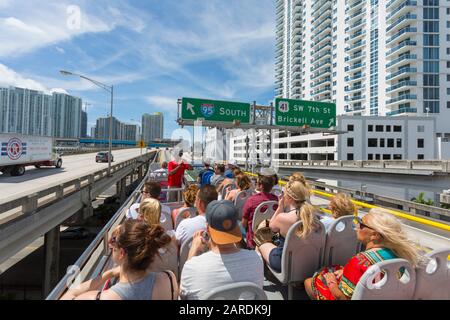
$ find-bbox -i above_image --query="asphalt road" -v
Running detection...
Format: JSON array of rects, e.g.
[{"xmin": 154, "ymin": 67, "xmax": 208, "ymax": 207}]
[{"xmin": 0, "ymin": 148, "xmax": 154, "ymax": 204}]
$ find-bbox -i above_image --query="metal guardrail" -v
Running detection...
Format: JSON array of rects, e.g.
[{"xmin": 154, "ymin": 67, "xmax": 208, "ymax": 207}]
[
  {"xmin": 0, "ymin": 152, "xmax": 154, "ymax": 214},
  {"xmin": 272, "ymin": 160, "xmax": 450, "ymax": 174},
  {"xmin": 46, "ymin": 153, "xmax": 188, "ymax": 300}
]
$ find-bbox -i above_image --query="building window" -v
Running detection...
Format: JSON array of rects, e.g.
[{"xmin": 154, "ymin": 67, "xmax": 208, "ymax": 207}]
[
  {"xmin": 368, "ymin": 154, "xmax": 373, "ymax": 160},
  {"xmin": 394, "ymin": 126, "xmax": 402, "ymax": 132},
  {"xmin": 376, "ymin": 125, "xmax": 383, "ymax": 132},
  {"xmin": 418, "ymin": 125, "xmax": 425, "ymax": 132},
  {"xmin": 375, "ymin": 154, "xmax": 381, "ymax": 160},
  {"xmin": 379, "ymin": 139, "xmax": 385, "ymax": 148},
  {"xmin": 347, "ymin": 138, "xmax": 354, "ymax": 147},
  {"xmin": 418, "ymin": 139, "xmax": 425, "ymax": 148},
  {"xmin": 393, "ymin": 154, "xmax": 402, "ymax": 160},
  {"xmin": 388, "ymin": 139, "xmax": 394, "ymax": 148},
  {"xmin": 347, "ymin": 153, "xmax": 354, "ymax": 160},
  {"xmin": 383, "ymin": 154, "xmax": 391, "ymax": 160},
  {"xmin": 418, "ymin": 154, "xmax": 425, "ymax": 160},
  {"xmin": 368, "ymin": 138, "xmax": 377, "ymax": 147},
  {"xmin": 347, "ymin": 124, "xmax": 354, "ymax": 131},
  {"xmin": 368, "ymin": 125, "xmax": 373, "ymax": 132},
  {"xmin": 386, "ymin": 125, "xmax": 391, "ymax": 132},
  {"xmin": 397, "ymin": 139, "xmax": 402, "ymax": 148}
]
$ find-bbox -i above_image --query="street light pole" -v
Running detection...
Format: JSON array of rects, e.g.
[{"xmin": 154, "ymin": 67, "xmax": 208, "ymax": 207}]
[
  {"xmin": 108, "ymin": 86, "xmax": 114, "ymax": 176},
  {"xmin": 60, "ymin": 70, "xmax": 114, "ymax": 176}
]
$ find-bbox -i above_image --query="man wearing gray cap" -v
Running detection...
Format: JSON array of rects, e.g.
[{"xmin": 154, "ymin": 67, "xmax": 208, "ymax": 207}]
[{"xmin": 179, "ymin": 200, "xmax": 264, "ymax": 300}]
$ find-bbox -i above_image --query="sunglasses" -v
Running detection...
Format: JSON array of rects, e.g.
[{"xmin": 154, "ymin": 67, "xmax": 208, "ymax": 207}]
[
  {"xmin": 141, "ymin": 190, "xmax": 150, "ymax": 194},
  {"xmin": 108, "ymin": 235, "xmax": 117, "ymax": 247},
  {"xmin": 355, "ymin": 218, "xmax": 375, "ymax": 231}
]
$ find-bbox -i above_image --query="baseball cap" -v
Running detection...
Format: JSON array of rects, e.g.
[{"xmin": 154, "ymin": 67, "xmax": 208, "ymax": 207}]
[
  {"xmin": 204, "ymin": 159, "xmax": 211, "ymax": 166},
  {"xmin": 259, "ymin": 167, "xmax": 277, "ymax": 176},
  {"xmin": 205, "ymin": 200, "xmax": 242, "ymax": 245},
  {"xmin": 228, "ymin": 159, "xmax": 238, "ymax": 167}
]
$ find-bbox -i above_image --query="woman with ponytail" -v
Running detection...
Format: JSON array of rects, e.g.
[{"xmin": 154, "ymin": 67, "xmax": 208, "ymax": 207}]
[
  {"xmin": 256, "ymin": 180, "xmax": 321, "ymax": 273},
  {"xmin": 61, "ymin": 220, "xmax": 178, "ymax": 300},
  {"xmin": 304, "ymin": 208, "xmax": 423, "ymax": 300}
]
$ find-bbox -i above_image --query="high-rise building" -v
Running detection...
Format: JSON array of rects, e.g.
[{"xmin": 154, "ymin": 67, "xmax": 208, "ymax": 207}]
[
  {"xmin": 142, "ymin": 112, "xmax": 163, "ymax": 142},
  {"xmin": 95, "ymin": 116, "xmax": 121, "ymax": 140},
  {"xmin": 52, "ymin": 92, "xmax": 83, "ymax": 138},
  {"xmin": 81, "ymin": 110, "xmax": 87, "ymax": 138},
  {"xmin": 0, "ymin": 86, "xmax": 86, "ymax": 138},
  {"xmin": 120, "ymin": 123, "xmax": 138, "ymax": 141},
  {"xmin": 275, "ymin": 0, "xmax": 450, "ymax": 137}
]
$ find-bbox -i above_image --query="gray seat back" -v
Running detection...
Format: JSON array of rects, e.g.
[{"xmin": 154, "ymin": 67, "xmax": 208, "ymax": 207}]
[
  {"xmin": 221, "ymin": 182, "xmax": 237, "ymax": 199},
  {"xmin": 270, "ymin": 220, "xmax": 326, "ymax": 284},
  {"xmin": 252, "ymin": 201, "xmax": 278, "ymax": 233},
  {"xmin": 413, "ymin": 248, "xmax": 450, "ymax": 300},
  {"xmin": 203, "ymin": 282, "xmax": 267, "ymax": 300},
  {"xmin": 323, "ymin": 216, "xmax": 363, "ymax": 266},
  {"xmin": 179, "ymin": 236, "xmax": 194, "ymax": 277},
  {"xmin": 234, "ymin": 189, "xmax": 253, "ymax": 219},
  {"xmin": 175, "ymin": 207, "xmax": 197, "ymax": 229},
  {"xmin": 160, "ymin": 210, "xmax": 174, "ymax": 231},
  {"xmin": 352, "ymin": 258, "xmax": 416, "ymax": 300},
  {"xmin": 148, "ymin": 241, "xmax": 179, "ymax": 280}
]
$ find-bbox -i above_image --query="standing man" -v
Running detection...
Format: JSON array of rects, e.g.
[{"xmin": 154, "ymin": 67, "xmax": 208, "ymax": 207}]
[{"xmin": 168, "ymin": 149, "xmax": 192, "ymax": 202}]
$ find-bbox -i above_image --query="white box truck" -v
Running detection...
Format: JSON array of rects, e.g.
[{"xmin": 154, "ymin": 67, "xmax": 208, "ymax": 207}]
[{"xmin": 0, "ymin": 134, "xmax": 62, "ymax": 176}]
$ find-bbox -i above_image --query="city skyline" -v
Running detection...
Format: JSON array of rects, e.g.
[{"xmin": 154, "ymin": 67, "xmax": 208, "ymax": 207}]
[{"xmin": 0, "ymin": 1, "xmax": 276, "ymax": 139}]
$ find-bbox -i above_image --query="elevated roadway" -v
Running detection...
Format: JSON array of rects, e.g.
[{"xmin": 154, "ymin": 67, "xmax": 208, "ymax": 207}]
[{"xmin": 0, "ymin": 148, "xmax": 149, "ymax": 205}]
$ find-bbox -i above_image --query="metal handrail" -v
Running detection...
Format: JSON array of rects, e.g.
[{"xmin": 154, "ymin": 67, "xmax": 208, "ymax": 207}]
[{"xmin": 46, "ymin": 152, "xmax": 158, "ymax": 300}]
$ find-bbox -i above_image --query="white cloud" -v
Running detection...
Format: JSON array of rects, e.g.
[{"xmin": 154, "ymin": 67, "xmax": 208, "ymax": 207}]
[
  {"xmin": 50, "ymin": 88, "xmax": 69, "ymax": 94},
  {"xmin": 0, "ymin": 63, "xmax": 48, "ymax": 92},
  {"xmin": 0, "ymin": 1, "xmax": 148, "ymax": 58},
  {"xmin": 146, "ymin": 96, "xmax": 178, "ymax": 112},
  {"xmin": 56, "ymin": 47, "xmax": 65, "ymax": 54}
]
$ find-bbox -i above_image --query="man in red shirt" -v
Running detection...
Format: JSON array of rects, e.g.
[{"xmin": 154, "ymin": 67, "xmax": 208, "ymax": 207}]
[
  {"xmin": 241, "ymin": 171, "xmax": 278, "ymax": 249},
  {"xmin": 167, "ymin": 149, "xmax": 192, "ymax": 202}
]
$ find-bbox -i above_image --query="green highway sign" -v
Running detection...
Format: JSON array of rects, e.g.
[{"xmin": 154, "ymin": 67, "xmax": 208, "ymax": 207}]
[
  {"xmin": 275, "ymin": 98, "xmax": 336, "ymax": 128},
  {"xmin": 181, "ymin": 97, "xmax": 251, "ymax": 124}
]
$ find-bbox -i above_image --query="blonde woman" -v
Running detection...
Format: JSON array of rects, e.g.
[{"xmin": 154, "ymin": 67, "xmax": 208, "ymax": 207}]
[
  {"xmin": 256, "ymin": 180, "xmax": 321, "ymax": 273},
  {"xmin": 225, "ymin": 174, "xmax": 252, "ymax": 202},
  {"xmin": 171, "ymin": 184, "xmax": 199, "ymax": 225},
  {"xmin": 139, "ymin": 198, "xmax": 162, "ymax": 226},
  {"xmin": 320, "ymin": 193, "xmax": 357, "ymax": 232},
  {"xmin": 304, "ymin": 208, "xmax": 423, "ymax": 300}
]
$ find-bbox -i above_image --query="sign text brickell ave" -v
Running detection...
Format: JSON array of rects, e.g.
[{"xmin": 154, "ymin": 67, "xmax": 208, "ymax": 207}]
[
  {"xmin": 275, "ymin": 98, "xmax": 336, "ymax": 129},
  {"xmin": 181, "ymin": 97, "xmax": 251, "ymax": 124}
]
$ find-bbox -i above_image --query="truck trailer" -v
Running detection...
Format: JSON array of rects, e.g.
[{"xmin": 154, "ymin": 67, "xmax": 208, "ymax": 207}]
[{"xmin": 0, "ymin": 134, "xmax": 62, "ymax": 176}]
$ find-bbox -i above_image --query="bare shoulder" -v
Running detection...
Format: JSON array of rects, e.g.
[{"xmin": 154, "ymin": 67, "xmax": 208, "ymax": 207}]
[
  {"xmin": 99, "ymin": 289, "xmax": 122, "ymax": 300},
  {"xmin": 152, "ymin": 271, "xmax": 178, "ymax": 300}
]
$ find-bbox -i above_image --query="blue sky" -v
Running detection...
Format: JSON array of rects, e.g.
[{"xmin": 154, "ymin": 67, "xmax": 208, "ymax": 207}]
[{"xmin": 0, "ymin": 0, "xmax": 276, "ymax": 138}]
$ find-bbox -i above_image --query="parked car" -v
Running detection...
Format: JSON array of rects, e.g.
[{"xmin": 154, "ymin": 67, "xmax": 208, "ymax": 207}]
[{"xmin": 95, "ymin": 151, "xmax": 114, "ymax": 163}]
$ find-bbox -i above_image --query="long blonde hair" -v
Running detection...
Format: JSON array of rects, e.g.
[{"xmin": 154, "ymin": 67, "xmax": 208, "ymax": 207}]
[
  {"xmin": 366, "ymin": 208, "xmax": 423, "ymax": 268},
  {"xmin": 284, "ymin": 180, "xmax": 319, "ymax": 238},
  {"xmin": 139, "ymin": 198, "xmax": 161, "ymax": 226},
  {"xmin": 288, "ymin": 172, "xmax": 312, "ymax": 196},
  {"xmin": 330, "ymin": 193, "xmax": 357, "ymax": 218}
]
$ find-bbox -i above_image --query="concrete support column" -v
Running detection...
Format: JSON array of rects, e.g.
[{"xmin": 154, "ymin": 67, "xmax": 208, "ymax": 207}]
[
  {"xmin": 43, "ymin": 226, "xmax": 60, "ymax": 298},
  {"xmin": 119, "ymin": 177, "xmax": 127, "ymax": 203},
  {"xmin": 138, "ymin": 165, "xmax": 144, "ymax": 180}
]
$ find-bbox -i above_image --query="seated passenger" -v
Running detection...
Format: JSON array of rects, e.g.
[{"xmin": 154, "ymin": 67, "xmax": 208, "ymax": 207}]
[
  {"xmin": 241, "ymin": 172, "xmax": 278, "ymax": 249},
  {"xmin": 171, "ymin": 184, "xmax": 199, "ymax": 226},
  {"xmin": 256, "ymin": 180, "xmax": 320, "ymax": 273},
  {"xmin": 225, "ymin": 173, "xmax": 252, "ymax": 202},
  {"xmin": 179, "ymin": 200, "xmax": 264, "ymax": 300},
  {"xmin": 210, "ymin": 163, "xmax": 226, "ymax": 188},
  {"xmin": 176, "ymin": 185, "xmax": 218, "ymax": 246},
  {"xmin": 271, "ymin": 174, "xmax": 283, "ymax": 196},
  {"xmin": 126, "ymin": 181, "xmax": 171, "ymax": 221},
  {"xmin": 217, "ymin": 168, "xmax": 242, "ymax": 198},
  {"xmin": 197, "ymin": 159, "xmax": 214, "ymax": 185},
  {"xmin": 304, "ymin": 208, "xmax": 423, "ymax": 300},
  {"xmin": 224, "ymin": 160, "xmax": 239, "ymax": 179},
  {"xmin": 320, "ymin": 193, "xmax": 357, "ymax": 232},
  {"xmin": 61, "ymin": 220, "xmax": 178, "ymax": 300}
]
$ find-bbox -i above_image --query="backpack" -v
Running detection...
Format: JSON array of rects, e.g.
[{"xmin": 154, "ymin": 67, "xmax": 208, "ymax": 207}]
[{"xmin": 200, "ymin": 170, "xmax": 214, "ymax": 187}]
